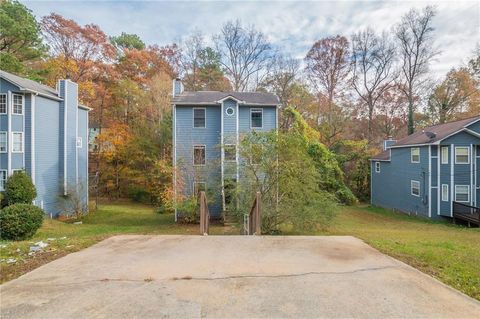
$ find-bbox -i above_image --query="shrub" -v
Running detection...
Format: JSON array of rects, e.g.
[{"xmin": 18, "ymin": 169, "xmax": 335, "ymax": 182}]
[
  {"xmin": 128, "ymin": 185, "xmax": 150, "ymax": 203},
  {"xmin": 176, "ymin": 198, "xmax": 198, "ymax": 223},
  {"xmin": 4, "ymin": 171, "xmax": 37, "ymax": 205},
  {"xmin": 0, "ymin": 204, "xmax": 44, "ymax": 240}
]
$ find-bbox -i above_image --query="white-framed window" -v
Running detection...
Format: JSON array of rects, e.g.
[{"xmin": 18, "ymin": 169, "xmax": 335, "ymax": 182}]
[
  {"xmin": 12, "ymin": 94, "xmax": 23, "ymax": 115},
  {"xmin": 375, "ymin": 162, "xmax": 380, "ymax": 173},
  {"xmin": 411, "ymin": 180, "xmax": 420, "ymax": 197},
  {"xmin": 224, "ymin": 144, "xmax": 236, "ymax": 162},
  {"xmin": 455, "ymin": 185, "xmax": 469, "ymax": 203},
  {"xmin": 0, "ymin": 170, "xmax": 6, "ymax": 191},
  {"xmin": 12, "ymin": 132, "xmax": 23, "ymax": 152},
  {"xmin": 0, "ymin": 94, "xmax": 6, "ymax": 114},
  {"xmin": 250, "ymin": 108, "xmax": 263, "ymax": 129},
  {"xmin": 76, "ymin": 137, "xmax": 83, "ymax": 148},
  {"xmin": 193, "ymin": 108, "xmax": 206, "ymax": 128},
  {"xmin": 411, "ymin": 147, "xmax": 420, "ymax": 163},
  {"xmin": 441, "ymin": 146, "xmax": 449, "ymax": 164},
  {"xmin": 455, "ymin": 147, "xmax": 469, "ymax": 164},
  {"xmin": 193, "ymin": 145, "xmax": 206, "ymax": 166},
  {"xmin": 225, "ymin": 107, "xmax": 234, "ymax": 116},
  {"xmin": 441, "ymin": 184, "xmax": 449, "ymax": 202},
  {"xmin": 193, "ymin": 181, "xmax": 206, "ymax": 197},
  {"xmin": 0, "ymin": 132, "xmax": 6, "ymax": 152}
]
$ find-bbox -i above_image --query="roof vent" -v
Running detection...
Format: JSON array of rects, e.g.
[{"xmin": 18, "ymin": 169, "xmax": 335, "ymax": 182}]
[{"xmin": 425, "ymin": 131, "xmax": 436, "ymax": 139}]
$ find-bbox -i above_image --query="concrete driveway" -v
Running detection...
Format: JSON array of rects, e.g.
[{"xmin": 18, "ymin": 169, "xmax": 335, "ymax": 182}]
[{"xmin": 1, "ymin": 235, "xmax": 479, "ymax": 318}]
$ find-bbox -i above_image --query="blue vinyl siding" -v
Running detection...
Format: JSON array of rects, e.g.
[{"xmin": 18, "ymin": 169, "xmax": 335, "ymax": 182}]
[
  {"xmin": 239, "ymin": 106, "xmax": 276, "ymax": 133},
  {"xmin": 77, "ymin": 109, "xmax": 89, "ymax": 208}
]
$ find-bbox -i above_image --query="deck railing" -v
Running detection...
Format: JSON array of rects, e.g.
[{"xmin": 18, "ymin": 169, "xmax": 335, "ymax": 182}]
[
  {"xmin": 199, "ymin": 191, "xmax": 209, "ymax": 235},
  {"xmin": 452, "ymin": 201, "xmax": 480, "ymax": 226},
  {"xmin": 247, "ymin": 192, "xmax": 262, "ymax": 235}
]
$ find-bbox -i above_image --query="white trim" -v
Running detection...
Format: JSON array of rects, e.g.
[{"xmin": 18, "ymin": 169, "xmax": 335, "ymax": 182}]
[
  {"xmin": 192, "ymin": 107, "xmax": 206, "ymax": 128},
  {"xmin": 411, "ymin": 180, "xmax": 420, "ymax": 197},
  {"xmin": 375, "ymin": 161, "xmax": 380, "ymax": 173},
  {"xmin": 454, "ymin": 185, "xmax": 470, "ymax": 203},
  {"xmin": 428, "ymin": 145, "xmax": 431, "ymax": 217},
  {"xmin": 221, "ymin": 102, "xmax": 224, "ymax": 211},
  {"xmin": 471, "ymin": 144, "xmax": 474, "ymax": 206},
  {"xmin": 437, "ymin": 146, "xmax": 440, "ymax": 215},
  {"xmin": 441, "ymin": 146, "xmax": 448, "ymax": 164},
  {"xmin": 193, "ymin": 144, "xmax": 206, "ymax": 166},
  {"xmin": 7, "ymin": 91, "xmax": 11, "ymax": 176},
  {"xmin": 63, "ymin": 81, "xmax": 68, "ymax": 195},
  {"xmin": 0, "ymin": 131, "xmax": 6, "ymax": 153},
  {"xmin": 172, "ymin": 104, "xmax": 177, "ymax": 221},
  {"xmin": 225, "ymin": 106, "xmax": 235, "ymax": 116},
  {"xmin": 216, "ymin": 95, "xmax": 245, "ymax": 104},
  {"xmin": 76, "ymin": 93, "xmax": 79, "ymax": 186},
  {"xmin": 11, "ymin": 131, "xmax": 24, "ymax": 153},
  {"xmin": 441, "ymin": 184, "xmax": 449, "ymax": 202},
  {"xmin": 31, "ymin": 94, "xmax": 36, "ymax": 184},
  {"xmin": 410, "ymin": 147, "xmax": 420, "ymax": 163},
  {"xmin": 450, "ymin": 144, "xmax": 454, "ymax": 216},
  {"xmin": 474, "ymin": 145, "xmax": 477, "ymax": 207},
  {"xmin": 250, "ymin": 108, "xmax": 263, "ymax": 129},
  {"xmin": 0, "ymin": 93, "xmax": 6, "ymax": 114},
  {"xmin": 236, "ymin": 101, "xmax": 239, "ymax": 184},
  {"xmin": 454, "ymin": 146, "xmax": 470, "ymax": 164},
  {"xmin": 0, "ymin": 76, "xmax": 62, "ymax": 101}
]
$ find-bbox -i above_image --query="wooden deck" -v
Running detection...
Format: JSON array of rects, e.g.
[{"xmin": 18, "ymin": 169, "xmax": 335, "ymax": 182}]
[{"xmin": 453, "ymin": 202, "xmax": 480, "ymax": 227}]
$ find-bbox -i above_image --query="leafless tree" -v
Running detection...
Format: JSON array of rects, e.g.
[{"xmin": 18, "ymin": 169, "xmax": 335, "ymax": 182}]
[
  {"xmin": 260, "ymin": 55, "xmax": 299, "ymax": 105},
  {"xmin": 215, "ymin": 20, "xmax": 274, "ymax": 91},
  {"xmin": 395, "ymin": 6, "xmax": 438, "ymax": 134},
  {"xmin": 351, "ymin": 28, "xmax": 396, "ymax": 141},
  {"xmin": 305, "ymin": 35, "xmax": 350, "ymax": 127},
  {"xmin": 180, "ymin": 31, "xmax": 204, "ymax": 91}
]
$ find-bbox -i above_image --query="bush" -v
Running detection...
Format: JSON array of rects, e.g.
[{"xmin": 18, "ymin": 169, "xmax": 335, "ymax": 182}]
[
  {"xmin": 176, "ymin": 198, "xmax": 198, "ymax": 223},
  {"xmin": 128, "ymin": 185, "xmax": 150, "ymax": 203},
  {"xmin": 0, "ymin": 204, "xmax": 44, "ymax": 240},
  {"xmin": 4, "ymin": 171, "xmax": 37, "ymax": 205}
]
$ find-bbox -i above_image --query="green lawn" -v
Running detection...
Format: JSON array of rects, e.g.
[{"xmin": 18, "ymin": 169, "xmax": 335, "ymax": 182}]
[{"xmin": 1, "ymin": 201, "xmax": 479, "ymax": 301}]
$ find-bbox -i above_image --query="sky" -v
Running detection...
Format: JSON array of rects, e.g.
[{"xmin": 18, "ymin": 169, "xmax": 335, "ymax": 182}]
[{"xmin": 22, "ymin": 0, "xmax": 480, "ymax": 80}]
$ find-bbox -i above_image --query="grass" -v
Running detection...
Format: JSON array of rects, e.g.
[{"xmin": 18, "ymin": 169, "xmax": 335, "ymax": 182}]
[{"xmin": 1, "ymin": 201, "xmax": 479, "ymax": 301}]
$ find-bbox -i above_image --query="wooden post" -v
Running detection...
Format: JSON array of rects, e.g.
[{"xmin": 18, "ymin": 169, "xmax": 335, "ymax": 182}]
[{"xmin": 248, "ymin": 192, "xmax": 262, "ymax": 235}]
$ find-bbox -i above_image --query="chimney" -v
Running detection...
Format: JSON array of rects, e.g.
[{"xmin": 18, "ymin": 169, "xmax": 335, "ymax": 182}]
[
  {"xmin": 383, "ymin": 136, "xmax": 396, "ymax": 150},
  {"xmin": 172, "ymin": 78, "xmax": 184, "ymax": 97}
]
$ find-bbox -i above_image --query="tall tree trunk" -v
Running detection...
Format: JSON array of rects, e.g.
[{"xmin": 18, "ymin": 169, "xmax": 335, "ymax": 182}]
[{"xmin": 407, "ymin": 89, "xmax": 414, "ymax": 135}]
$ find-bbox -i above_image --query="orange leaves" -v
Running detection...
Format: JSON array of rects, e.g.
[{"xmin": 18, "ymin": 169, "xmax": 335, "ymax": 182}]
[{"xmin": 96, "ymin": 123, "xmax": 132, "ymax": 162}]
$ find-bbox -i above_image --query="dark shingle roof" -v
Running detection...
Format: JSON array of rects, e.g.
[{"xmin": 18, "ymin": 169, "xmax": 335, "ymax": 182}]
[
  {"xmin": 391, "ymin": 116, "xmax": 480, "ymax": 147},
  {"xmin": 371, "ymin": 149, "xmax": 391, "ymax": 161},
  {"xmin": 0, "ymin": 70, "xmax": 59, "ymax": 99},
  {"xmin": 172, "ymin": 91, "xmax": 280, "ymax": 106}
]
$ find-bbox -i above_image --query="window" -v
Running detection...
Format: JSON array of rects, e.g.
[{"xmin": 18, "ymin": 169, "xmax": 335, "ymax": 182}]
[
  {"xmin": 455, "ymin": 185, "xmax": 469, "ymax": 203},
  {"xmin": 251, "ymin": 109, "xmax": 263, "ymax": 128},
  {"xmin": 12, "ymin": 132, "xmax": 23, "ymax": 152},
  {"xmin": 411, "ymin": 147, "xmax": 420, "ymax": 163},
  {"xmin": 0, "ymin": 94, "xmax": 6, "ymax": 114},
  {"xmin": 225, "ymin": 107, "xmax": 234, "ymax": 116},
  {"xmin": 0, "ymin": 170, "xmax": 6, "ymax": 191},
  {"xmin": 0, "ymin": 132, "xmax": 6, "ymax": 152},
  {"xmin": 411, "ymin": 180, "xmax": 420, "ymax": 197},
  {"xmin": 375, "ymin": 162, "xmax": 380, "ymax": 173},
  {"xmin": 193, "ymin": 145, "xmax": 206, "ymax": 165},
  {"xmin": 224, "ymin": 144, "xmax": 236, "ymax": 161},
  {"xmin": 193, "ymin": 181, "xmax": 206, "ymax": 196},
  {"xmin": 12, "ymin": 94, "xmax": 23, "ymax": 115},
  {"xmin": 76, "ymin": 137, "xmax": 83, "ymax": 148},
  {"xmin": 441, "ymin": 184, "xmax": 449, "ymax": 202},
  {"xmin": 193, "ymin": 108, "xmax": 206, "ymax": 128},
  {"xmin": 455, "ymin": 147, "xmax": 469, "ymax": 164},
  {"xmin": 441, "ymin": 147, "xmax": 449, "ymax": 164}
]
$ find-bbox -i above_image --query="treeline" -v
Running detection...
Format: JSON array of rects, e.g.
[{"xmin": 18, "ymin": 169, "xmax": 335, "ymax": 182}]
[{"xmin": 1, "ymin": 1, "xmax": 478, "ymax": 203}]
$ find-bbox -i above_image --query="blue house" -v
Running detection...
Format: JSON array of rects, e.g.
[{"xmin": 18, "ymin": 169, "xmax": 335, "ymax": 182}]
[
  {"xmin": 0, "ymin": 70, "xmax": 89, "ymax": 216},
  {"xmin": 371, "ymin": 116, "xmax": 480, "ymax": 220},
  {"xmin": 172, "ymin": 79, "xmax": 280, "ymax": 220}
]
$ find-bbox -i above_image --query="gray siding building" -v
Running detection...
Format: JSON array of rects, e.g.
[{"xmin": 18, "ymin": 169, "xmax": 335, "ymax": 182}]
[
  {"xmin": 371, "ymin": 116, "xmax": 480, "ymax": 220},
  {"xmin": 172, "ymin": 79, "xmax": 280, "ymax": 220},
  {"xmin": 0, "ymin": 70, "xmax": 89, "ymax": 216}
]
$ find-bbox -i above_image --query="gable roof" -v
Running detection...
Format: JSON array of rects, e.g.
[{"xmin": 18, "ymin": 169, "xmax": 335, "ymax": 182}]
[
  {"xmin": 390, "ymin": 116, "xmax": 480, "ymax": 148},
  {"xmin": 371, "ymin": 116, "xmax": 480, "ymax": 161},
  {"xmin": 0, "ymin": 70, "xmax": 60, "ymax": 100},
  {"xmin": 172, "ymin": 91, "xmax": 280, "ymax": 106}
]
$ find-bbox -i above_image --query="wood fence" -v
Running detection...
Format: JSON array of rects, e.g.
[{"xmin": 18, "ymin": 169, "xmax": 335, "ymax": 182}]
[{"xmin": 199, "ymin": 191, "xmax": 209, "ymax": 235}]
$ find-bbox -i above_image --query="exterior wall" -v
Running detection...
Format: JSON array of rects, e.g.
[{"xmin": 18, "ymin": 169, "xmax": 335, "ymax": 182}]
[
  {"xmin": 174, "ymin": 102, "xmax": 278, "ymax": 219},
  {"xmin": 371, "ymin": 146, "xmax": 430, "ymax": 218},
  {"xmin": 77, "ymin": 109, "xmax": 89, "ymax": 208},
  {"xmin": 0, "ymin": 76, "xmax": 89, "ymax": 216},
  {"xmin": 372, "ymin": 127, "xmax": 480, "ymax": 220}
]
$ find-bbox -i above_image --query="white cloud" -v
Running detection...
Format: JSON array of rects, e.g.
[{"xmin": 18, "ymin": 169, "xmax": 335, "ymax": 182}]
[{"xmin": 22, "ymin": 0, "xmax": 479, "ymax": 79}]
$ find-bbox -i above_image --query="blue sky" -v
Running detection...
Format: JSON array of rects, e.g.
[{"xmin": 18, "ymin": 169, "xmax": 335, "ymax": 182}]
[{"xmin": 22, "ymin": 0, "xmax": 479, "ymax": 79}]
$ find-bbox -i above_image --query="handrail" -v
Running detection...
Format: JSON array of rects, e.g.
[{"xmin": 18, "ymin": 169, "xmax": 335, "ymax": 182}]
[
  {"xmin": 199, "ymin": 191, "xmax": 209, "ymax": 235},
  {"xmin": 452, "ymin": 201, "xmax": 479, "ymax": 226},
  {"xmin": 248, "ymin": 192, "xmax": 262, "ymax": 235}
]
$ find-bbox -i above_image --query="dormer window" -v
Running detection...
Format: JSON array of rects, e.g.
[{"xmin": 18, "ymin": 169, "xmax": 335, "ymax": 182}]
[{"xmin": 411, "ymin": 147, "xmax": 420, "ymax": 163}]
